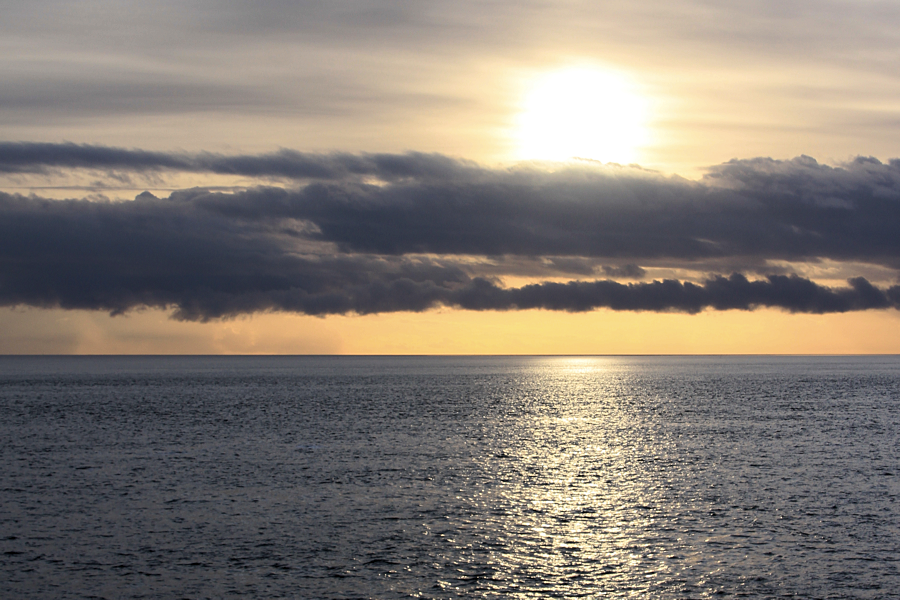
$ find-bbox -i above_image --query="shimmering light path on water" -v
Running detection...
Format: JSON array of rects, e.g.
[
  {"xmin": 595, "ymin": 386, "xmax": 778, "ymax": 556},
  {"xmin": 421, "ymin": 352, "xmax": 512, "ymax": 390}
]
[{"xmin": 1, "ymin": 356, "xmax": 899, "ymax": 598}]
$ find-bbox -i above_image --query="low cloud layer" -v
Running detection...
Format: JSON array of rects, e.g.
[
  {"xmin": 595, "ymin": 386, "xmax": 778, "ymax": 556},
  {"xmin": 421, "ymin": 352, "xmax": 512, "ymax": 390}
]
[
  {"xmin": 0, "ymin": 142, "xmax": 481, "ymax": 182},
  {"xmin": 2, "ymin": 145, "xmax": 900, "ymax": 320}
]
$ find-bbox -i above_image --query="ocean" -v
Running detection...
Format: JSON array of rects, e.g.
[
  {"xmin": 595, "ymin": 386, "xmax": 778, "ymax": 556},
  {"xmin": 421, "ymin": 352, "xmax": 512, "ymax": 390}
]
[{"xmin": 1, "ymin": 355, "xmax": 898, "ymax": 599}]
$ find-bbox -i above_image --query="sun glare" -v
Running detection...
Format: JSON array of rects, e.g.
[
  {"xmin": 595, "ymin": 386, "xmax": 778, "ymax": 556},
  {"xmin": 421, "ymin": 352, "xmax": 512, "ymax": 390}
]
[{"xmin": 514, "ymin": 66, "xmax": 650, "ymax": 164}]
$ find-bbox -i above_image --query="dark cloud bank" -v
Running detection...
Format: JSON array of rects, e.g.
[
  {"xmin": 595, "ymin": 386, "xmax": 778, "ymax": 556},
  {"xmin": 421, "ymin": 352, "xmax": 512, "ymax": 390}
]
[
  {"xmin": 2, "ymin": 143, "xmax": 900, "ymax": 320},
  {"xmin": 0, "ymin": 142, "xmax": 478, "ymax": 182}
]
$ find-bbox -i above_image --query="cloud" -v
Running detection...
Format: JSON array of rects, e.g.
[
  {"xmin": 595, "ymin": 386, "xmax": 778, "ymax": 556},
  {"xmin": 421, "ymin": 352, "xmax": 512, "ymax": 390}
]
[
  {"xmin": 602, "ymin": 264, "xmax": 646, "ymax": 278},
  {"xmin": 289, "ymin": 157, "xmax": 900, "ymax": 266},
  {"xmin": 0, "ymin": 189, "xmax": 468, "ymax": 319},
  {"xmin": 465, "ymin": 273, "xmax": 896, "ymax": 314},
  {"xmin": 0, "ymin": 187, "xmax": 894, "ymax": 321},
  {"xmin": 0, "ymin": 78, "xmax": 270, "ymax": 122},
  {"xmin": 0, "ymin": 142, "xmax": 481, "ymax": 181},
  {"xmin": 168, "ymin": 274, "xmax": 900, "ymax": 320},
  {"xmin": 2, "ymin": 149, "xmax": 900, "ymax": 321},
  {"xmin": 0, "ymin": 144, "xmax": 900, "ymax": 320},
  {"xmin": 6, "ymin": 146, "xmax": 900, "ymax": 268}
]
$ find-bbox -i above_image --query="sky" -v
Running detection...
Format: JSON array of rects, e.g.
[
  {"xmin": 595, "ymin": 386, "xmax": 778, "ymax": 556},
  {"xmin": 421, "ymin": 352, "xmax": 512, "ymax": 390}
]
[{"xmin": 3, "ymin": 0, "xmax": 900, "ymax": 354}]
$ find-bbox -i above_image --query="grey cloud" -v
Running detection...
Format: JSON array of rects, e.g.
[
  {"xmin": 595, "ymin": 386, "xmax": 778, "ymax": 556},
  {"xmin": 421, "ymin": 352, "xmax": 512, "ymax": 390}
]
[
  {"xmin": 169, "ymin": 274, "xmax": 900, "ymax": 319},
  {"xmin": 0, "ymin": 143, "xmax": 480, "ymax": 181},
  {"xmin": 602, "ymin": 264, "xmax": 646, "ymax": 279},
  {"xmin": 0, "ymin": 183, "xmax": 894, "ymax": 320},
  {"xmin": 307, "ymin": 159, "xmax": 900, "ymax": 266},
  {"xmin": 4, "ymin": 147, "xmax": 900, "ymax": 268},
  {"xmin": 0, "ymin": 190, "xmax": 891, "ymax": 321},
  {"xmin": 2, "ymin": 161, "xmax": 900, "ymax": 320},
  {"xmin": 0, "ymin": 188, "xmax": 469, "ymax": 320},
  {"xmin": 452, "ymin": 274, "xmax": 897, "ymax": 314},
  {"xmin": 6, "ymin": 1, "xmax": 897, "ymax": 64},
  {"xmin": 236, "ymin": 157, "xmax": 900, "ymax": 267},
  {"xmin": 0, "ymin": 143, "xmax": 194, "ymax": 174},
  {"xmin": 0, "ymin": 77, "xmax": 269, "ymax": 120},
  {"xmin": 0, "ymin": 1, "xmax": 526, "ymax": 56}
]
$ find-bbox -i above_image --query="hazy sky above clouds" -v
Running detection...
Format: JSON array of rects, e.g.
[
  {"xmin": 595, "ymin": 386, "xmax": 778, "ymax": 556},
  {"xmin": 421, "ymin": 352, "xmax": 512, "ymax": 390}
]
[
  {"xmin": 3, "ymin": 0, "xmax": 900, "ymax": 353},
  {"xmin": 4, "ymin": 0, "xmax": 900, "ymax": 167}
]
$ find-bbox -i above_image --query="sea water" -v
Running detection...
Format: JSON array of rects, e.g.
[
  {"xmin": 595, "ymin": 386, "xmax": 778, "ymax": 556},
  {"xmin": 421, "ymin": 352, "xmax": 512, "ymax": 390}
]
[{"xmin": 1, "ymin": 355, "xmax": 898, "ymax": 599}]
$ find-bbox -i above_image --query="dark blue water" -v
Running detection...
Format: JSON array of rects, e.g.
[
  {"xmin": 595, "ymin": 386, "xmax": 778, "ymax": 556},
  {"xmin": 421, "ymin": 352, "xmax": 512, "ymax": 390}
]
[{"xmin": 1, "ymin": 356, "xmax": 898, "ymax": 598}]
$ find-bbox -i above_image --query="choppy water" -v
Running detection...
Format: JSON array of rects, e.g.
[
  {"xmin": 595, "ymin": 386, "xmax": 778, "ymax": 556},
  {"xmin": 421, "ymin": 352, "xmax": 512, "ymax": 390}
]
[{"xmin": 1, "ymin": 355, "xmax": 899, "ymax": 599}]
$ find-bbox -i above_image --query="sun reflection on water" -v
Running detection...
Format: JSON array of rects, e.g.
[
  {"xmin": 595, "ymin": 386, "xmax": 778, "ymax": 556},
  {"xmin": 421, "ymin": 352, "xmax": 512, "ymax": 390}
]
[
  {"xmin": 416, "ymin": 356, "xmax": 793, "ymax": 598},
  {"xmin": 446, "ymin": 357, "xmax": 669, "ymax": 596}
]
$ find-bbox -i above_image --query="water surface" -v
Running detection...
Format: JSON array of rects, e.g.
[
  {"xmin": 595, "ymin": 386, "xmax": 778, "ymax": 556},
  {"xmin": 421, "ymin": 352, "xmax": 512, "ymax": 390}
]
[{"xmin": 1, "ymin": 356, "xmax": 898, "ymax": 598}]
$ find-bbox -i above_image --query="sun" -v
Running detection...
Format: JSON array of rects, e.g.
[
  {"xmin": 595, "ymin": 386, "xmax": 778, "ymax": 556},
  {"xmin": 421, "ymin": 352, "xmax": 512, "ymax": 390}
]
[{"xmin": 514, "ymin": 66, "xmax": 650, "ymax": 164}]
